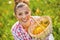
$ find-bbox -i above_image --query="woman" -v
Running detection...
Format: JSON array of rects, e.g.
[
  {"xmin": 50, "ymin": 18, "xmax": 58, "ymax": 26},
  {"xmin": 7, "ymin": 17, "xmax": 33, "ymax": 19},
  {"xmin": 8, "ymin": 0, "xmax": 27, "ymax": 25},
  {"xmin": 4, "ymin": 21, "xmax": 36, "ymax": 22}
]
[{"xmin": 11, "ymin": 2, "xmax": 54, "ymax": 40}]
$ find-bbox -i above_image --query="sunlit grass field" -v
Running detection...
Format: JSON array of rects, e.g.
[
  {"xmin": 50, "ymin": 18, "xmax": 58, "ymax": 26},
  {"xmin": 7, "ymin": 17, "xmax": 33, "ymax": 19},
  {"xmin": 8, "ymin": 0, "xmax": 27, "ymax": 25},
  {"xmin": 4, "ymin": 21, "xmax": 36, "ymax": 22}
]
[{"xmin": 0, "ymin": 0, "xmax": 60, "ymax": 40}]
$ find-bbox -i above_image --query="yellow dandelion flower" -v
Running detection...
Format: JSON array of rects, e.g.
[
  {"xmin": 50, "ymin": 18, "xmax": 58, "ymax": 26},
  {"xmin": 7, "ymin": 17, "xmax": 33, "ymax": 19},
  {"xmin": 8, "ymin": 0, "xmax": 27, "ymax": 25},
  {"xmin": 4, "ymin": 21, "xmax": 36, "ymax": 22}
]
[
  {"xmin": 35, "ymin": 8, "xmax": 40, "ymax": 15},
  {"xmin": 0, "ymin": 23, "xmax": 3, "ymax": 27},
  {"xmin": 2, "ymin": 34, "xmax": 6, "ymax": 38},
  {"xmin": 50, "ymin": 16, "xmax": 55, "ymax": 18},
  {"xmin": 37, "ymin": 0, "xmax": 40, "ymax": 2},
  {"xmin": 4, "ymin": 10, "xmax": 8, "ymax": 14}
]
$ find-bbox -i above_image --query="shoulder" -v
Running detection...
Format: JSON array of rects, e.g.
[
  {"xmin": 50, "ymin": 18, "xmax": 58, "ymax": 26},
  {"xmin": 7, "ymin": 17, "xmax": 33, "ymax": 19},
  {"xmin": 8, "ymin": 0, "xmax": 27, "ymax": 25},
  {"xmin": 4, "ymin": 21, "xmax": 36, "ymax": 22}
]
[
  {"xmin": 31, "ymin": 16, "xmax": 41, "ymax": 22},
  {"xmin": 11, "ymin": 21, "xmax": 19, "ymax": 32},
  {"xmin": 31, "ymin": 16, "xmax": 40, "ymax": 18},
  {"xmin": 31, "ymin": 16, "xmax": 41, "ymax": 20}
]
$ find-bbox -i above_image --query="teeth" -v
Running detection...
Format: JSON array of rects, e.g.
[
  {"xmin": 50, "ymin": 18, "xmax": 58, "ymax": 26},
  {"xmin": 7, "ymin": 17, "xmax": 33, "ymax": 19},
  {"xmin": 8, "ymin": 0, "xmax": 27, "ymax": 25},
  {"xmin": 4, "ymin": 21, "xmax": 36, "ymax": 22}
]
[
  {"xmin": 24, "ymin": 19, "xmax": 26, "ymax": 21},
  {"xmin": 22, "ymin": 20, "xmax": 27, "ymax": 22}
]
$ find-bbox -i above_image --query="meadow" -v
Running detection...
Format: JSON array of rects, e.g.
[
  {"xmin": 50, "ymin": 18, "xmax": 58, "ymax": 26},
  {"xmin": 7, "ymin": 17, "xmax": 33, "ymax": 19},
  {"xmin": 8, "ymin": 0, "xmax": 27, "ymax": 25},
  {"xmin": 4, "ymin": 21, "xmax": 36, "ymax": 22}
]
[{"xmin": 0, "ymin": 0, "xmax": 60, "ymax": 40}]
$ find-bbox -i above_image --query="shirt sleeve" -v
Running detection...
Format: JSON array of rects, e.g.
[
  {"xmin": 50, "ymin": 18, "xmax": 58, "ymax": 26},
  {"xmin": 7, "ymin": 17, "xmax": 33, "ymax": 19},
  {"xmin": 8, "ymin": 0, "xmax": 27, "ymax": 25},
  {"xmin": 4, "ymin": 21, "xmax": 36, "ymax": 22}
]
[
  {"xmin": 49, "ymin": 34, "xmax": 54, "ymax": 40},
  {"xmin": 11, "ymin": 29, "xmax": 19, "ymax": 40},
  {"xmin": 11, "ymin": 21, "xmax": 20, "ymax": 40}
]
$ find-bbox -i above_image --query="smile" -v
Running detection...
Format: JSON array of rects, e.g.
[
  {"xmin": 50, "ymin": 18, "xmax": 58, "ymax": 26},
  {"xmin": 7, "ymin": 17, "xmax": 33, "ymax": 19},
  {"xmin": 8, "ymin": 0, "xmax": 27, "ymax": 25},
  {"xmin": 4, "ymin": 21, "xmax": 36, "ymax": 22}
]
[{"xmin": 22, "ymin": 19, "xmax": 27, "ymax": 22}]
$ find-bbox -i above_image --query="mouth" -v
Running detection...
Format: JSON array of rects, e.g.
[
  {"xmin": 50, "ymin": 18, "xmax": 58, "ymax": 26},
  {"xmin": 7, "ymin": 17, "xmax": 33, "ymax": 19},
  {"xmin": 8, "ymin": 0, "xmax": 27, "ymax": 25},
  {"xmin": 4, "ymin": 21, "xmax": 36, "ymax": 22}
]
[{"xmin": 22, "ymin": 19, "xmax": 27, "ymax": 23}]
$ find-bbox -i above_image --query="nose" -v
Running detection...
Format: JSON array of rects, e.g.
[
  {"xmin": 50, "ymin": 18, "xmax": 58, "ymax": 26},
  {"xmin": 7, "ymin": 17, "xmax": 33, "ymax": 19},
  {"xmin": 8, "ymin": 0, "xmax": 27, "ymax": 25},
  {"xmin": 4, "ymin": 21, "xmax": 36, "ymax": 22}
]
[{"xmin": 22, "ymin": 14, "xmax": 26, "ymax": 19}]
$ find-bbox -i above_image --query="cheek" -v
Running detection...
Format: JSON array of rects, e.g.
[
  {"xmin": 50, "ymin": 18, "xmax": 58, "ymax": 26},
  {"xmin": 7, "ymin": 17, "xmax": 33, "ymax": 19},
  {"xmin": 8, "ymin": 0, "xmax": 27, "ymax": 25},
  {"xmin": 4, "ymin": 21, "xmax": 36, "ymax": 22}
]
[
  {"xmin": 16, "ymin": 15, "xmax": 22, "ymax": 21},
  {"xmin": 26, "ymin": 14, "xmax": 31, "ymax": 20}
]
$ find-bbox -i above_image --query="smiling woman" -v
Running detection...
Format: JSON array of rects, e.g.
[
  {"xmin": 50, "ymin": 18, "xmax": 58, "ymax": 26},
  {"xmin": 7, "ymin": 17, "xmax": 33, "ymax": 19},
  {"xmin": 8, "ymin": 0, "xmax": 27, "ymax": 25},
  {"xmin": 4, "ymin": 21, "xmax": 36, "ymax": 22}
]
[
  {"xmin": 11, "ymin": 0, "xmax": 54, "ymax": 40},
  {"xmin": 11, "ymin": 2, "xmax": 54, "ymax": 40},
  {"xmin": 11, "ymin": 2, "xmax": 32, "ymax": 40}
]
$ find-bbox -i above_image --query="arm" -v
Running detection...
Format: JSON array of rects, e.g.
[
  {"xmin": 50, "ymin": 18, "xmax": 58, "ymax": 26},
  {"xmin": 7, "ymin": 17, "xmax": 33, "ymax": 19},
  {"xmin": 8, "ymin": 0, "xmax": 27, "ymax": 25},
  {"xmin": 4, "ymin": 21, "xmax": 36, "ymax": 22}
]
[
  {"xmin": 11, "ymin": 29, "xmax": 19, "ymax": 40},
  {"xmin": 32, "ymin": 16, "xmax": 54, "ymax": 40},
  {"xmin": 11, "ymin": 21, "xmax": 21, "ymax": 40}
]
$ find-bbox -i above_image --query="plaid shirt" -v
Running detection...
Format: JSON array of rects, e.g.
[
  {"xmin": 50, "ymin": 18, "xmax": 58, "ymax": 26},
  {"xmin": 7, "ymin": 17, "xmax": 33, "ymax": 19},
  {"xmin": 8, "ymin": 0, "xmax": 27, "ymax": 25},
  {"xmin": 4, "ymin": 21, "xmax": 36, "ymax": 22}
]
[{"xmin": 11, "ymin": 21, "xmax": 32, "ymax": 40}]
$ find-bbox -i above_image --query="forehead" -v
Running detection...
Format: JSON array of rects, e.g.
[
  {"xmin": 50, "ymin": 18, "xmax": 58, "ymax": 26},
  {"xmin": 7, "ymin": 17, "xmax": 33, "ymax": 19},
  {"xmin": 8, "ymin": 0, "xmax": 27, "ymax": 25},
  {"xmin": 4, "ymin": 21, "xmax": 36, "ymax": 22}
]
[{"xmin": 16, "ymin": 6, "xmax": 30, "ymax": 12}]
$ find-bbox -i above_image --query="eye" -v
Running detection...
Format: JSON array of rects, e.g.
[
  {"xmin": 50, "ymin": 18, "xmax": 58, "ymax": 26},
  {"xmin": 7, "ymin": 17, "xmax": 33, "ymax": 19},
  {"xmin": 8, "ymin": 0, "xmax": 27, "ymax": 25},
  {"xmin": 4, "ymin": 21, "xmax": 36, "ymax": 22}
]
[
  {"xmin": 25, "ymin": 11, "xmax": 29, "ymax": 15},
  {"xmin": 19, "ymin": 13, "xmax": 22, "ymax": 16}
]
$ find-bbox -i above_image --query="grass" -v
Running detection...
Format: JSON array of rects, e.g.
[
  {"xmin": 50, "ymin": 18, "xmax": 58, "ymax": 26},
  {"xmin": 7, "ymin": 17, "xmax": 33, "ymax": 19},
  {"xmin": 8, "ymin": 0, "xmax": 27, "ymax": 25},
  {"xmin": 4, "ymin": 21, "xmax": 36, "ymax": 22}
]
[{"xmin": 0, "ymin": 0, "xmax": 60, "ymax": 40}]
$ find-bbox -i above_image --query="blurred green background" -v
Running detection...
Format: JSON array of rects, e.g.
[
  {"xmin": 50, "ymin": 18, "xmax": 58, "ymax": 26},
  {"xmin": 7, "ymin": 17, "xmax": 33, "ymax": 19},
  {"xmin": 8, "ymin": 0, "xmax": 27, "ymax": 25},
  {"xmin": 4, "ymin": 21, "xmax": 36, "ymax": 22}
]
[{"xmin": 0, "ymin": 0, "xmax": 60, "ymax": 40}]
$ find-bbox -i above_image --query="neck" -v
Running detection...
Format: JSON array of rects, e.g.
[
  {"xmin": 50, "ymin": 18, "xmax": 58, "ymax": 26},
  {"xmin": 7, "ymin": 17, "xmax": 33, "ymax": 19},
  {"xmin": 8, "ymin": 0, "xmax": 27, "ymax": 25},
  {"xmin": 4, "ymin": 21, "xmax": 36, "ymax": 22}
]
[{"xmin": 22, "ymin": 20, "xmax": 31, "ymax": 32}]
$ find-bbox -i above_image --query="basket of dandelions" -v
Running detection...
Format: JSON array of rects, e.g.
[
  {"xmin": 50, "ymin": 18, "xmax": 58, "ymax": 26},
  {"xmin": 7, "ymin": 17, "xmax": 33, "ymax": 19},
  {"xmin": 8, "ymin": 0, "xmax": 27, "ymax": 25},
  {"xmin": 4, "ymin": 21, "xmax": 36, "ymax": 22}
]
[{"xmin": 28, "ymin": 16, "xmax": 53, "ymax": 40}]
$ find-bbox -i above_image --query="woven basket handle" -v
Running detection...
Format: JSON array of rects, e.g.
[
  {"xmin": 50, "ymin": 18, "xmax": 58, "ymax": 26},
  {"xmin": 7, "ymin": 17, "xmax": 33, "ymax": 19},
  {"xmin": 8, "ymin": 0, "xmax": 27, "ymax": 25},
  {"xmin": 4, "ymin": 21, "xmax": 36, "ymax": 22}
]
[{"xmin": 31, "ymin": 16, "xmax": 47, "ymax": 29}]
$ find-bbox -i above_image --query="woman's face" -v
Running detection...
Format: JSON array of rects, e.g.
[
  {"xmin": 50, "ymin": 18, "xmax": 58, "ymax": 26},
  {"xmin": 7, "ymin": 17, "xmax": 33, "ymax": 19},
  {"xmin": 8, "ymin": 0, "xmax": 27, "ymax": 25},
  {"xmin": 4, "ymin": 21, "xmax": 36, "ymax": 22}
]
[{"xmin": 15, "ymin": 7, "xmax": 31, "ymax": 23}]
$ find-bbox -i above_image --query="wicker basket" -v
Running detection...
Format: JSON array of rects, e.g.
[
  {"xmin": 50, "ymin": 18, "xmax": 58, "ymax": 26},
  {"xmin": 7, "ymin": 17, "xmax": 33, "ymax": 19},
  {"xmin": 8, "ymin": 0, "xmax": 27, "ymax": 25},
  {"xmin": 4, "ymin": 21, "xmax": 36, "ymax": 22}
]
[{"xmin": 28, "ymin": 16, "xmax": 53, "ymax": 40}]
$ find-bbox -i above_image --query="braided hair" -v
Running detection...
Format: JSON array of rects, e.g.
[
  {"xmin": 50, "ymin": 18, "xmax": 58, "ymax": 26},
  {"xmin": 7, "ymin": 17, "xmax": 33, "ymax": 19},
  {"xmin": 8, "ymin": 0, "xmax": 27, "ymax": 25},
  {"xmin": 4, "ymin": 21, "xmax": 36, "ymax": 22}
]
[{"xmin": 14, "ymin": 0, "xmax": 29, "ymax": 5}]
